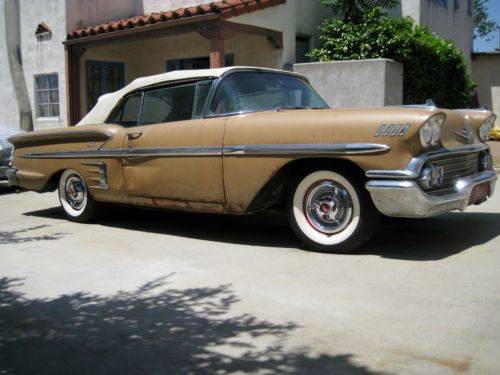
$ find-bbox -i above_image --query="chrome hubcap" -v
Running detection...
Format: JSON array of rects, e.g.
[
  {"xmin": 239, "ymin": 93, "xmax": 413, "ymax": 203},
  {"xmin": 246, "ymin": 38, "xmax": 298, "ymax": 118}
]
[
  {"xmin": 304, "ymin": 180, "xmax": 353, "ymax": 234},
  {"xmin": 65, "ymin": 175, "xmax": 86, "ymax": 210}
]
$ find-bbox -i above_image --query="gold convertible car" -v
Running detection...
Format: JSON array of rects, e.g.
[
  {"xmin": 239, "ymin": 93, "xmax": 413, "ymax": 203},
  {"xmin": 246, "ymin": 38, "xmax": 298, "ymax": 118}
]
[{"xmin": 3, "ymin": 67, "xmax": 497, "ymax": 252}]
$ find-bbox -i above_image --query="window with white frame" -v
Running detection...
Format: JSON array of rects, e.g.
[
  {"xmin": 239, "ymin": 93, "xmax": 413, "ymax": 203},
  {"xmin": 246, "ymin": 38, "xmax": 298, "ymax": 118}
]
[{"xmin": 35, "ymin": 74, "xmax": 59, "ymax": 117}]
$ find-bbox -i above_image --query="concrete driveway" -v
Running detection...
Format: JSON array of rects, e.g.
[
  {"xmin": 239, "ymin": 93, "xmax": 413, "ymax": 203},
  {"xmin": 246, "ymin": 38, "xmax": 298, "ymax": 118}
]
[{"xmin": 1, "ymin": 183, "xmax": 500, "ymax": 374}]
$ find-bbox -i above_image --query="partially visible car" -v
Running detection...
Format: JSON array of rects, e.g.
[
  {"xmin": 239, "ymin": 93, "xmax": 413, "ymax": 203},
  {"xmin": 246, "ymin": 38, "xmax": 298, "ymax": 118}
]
[
  {"xmin": 491, "ymin": 126, "xmax": 500, "ymax": 141},
  {"xmin": 0, "ymin": 125, "xmax": 22, "ymax": 181}
]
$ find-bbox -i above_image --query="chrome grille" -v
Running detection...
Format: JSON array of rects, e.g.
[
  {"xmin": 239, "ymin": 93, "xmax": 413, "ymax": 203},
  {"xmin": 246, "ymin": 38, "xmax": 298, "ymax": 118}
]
[{"xmin": 426, "ymin": 152, "xmax": 479, "ymax": 196}]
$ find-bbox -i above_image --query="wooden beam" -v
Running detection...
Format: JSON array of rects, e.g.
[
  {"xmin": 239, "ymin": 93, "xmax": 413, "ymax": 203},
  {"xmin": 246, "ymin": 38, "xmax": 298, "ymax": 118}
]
[
  {"xmin": 65, "ymin": 46, "xmax": 84, "ymax": 126},
  {"xmin": 209, "ymin": 36, "xmax": 225, "ymax": 68},
  {"xmin": 64, "ymin": 45, "xmax": 73, "ymax": 126}
]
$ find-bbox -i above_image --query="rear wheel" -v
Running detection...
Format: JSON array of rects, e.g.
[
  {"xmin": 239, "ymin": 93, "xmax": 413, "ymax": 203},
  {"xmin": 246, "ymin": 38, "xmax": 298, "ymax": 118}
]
[
  {"xmin": 288, "ymin": 169, "xmax": 379, "ymax": 253},
  {"xmin": 58, "ymin": 169, "xmax": 101, "ymax": 222}
]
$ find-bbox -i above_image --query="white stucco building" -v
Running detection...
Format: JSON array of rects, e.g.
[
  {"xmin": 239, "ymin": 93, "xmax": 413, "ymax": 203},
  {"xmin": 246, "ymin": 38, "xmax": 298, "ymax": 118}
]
[{"xmin": 0, "ymin": 0, "xmax": 475, "ymax": 131}]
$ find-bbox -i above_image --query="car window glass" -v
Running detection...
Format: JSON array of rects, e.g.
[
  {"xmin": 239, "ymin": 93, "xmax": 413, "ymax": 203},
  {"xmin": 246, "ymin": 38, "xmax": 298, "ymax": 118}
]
[
  {"xmin": 107, "ymin": 92, "xmax": 142, "ymax": 127},
  {"xmin": 141, "ymin": 84, "xmax": 196, "ymax": 125},
  {"xmin": 210, "ymin": 72, "xmax": 328, "ymax": 115},
  {"xmin": 192, "ymin": 80, "xmax": 215, "ymax": 118}
]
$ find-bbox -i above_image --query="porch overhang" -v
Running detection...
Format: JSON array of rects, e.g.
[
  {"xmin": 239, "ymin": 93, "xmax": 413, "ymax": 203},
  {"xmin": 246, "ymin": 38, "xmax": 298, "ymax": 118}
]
[{"xmin": 63, "ymin": 0, "xmax": 285, "ymax": 125}]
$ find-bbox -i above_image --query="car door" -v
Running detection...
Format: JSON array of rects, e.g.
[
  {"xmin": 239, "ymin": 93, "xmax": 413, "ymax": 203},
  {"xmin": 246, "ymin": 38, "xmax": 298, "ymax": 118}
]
[{"xmin": 109, "ymin": 80, "xmax": 226, "ymax": 203}]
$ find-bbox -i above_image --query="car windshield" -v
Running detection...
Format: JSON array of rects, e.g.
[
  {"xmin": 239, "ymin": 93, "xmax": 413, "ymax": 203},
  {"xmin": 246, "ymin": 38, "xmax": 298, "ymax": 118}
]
[{"xmin": 210, "ymin": 72, "xmax": 328, "ymax": 115}]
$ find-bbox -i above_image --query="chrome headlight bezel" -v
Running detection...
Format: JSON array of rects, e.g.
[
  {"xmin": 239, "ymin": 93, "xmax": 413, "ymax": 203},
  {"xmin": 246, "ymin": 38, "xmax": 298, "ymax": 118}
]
[
  {"xmin": 419, "ymin": 114, "xmax": 446, "ymax": 148},
  {"xmin": 479, "ymin": 115, "xmax": 496, "ymax": 142}
]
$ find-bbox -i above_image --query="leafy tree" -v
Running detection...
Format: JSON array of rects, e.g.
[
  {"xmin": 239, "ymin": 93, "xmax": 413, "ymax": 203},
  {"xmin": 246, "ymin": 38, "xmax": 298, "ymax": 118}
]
[
  {"xmin": 309, "ymin": 8, "xmax": 474, "ymax": 108},
  {"xmin": 320, "ymin": 0, "xmax": 398, "ymax": 23},
  {"xmin": 473, "ymin": 0, "xmax": 496, "ymax": 40}
]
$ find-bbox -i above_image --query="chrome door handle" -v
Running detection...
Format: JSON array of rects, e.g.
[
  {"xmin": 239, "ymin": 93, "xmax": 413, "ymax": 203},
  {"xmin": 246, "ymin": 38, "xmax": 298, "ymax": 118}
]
[{"xmin": 127, "ymin": 132, "xmax": 142, "ymax": 140}]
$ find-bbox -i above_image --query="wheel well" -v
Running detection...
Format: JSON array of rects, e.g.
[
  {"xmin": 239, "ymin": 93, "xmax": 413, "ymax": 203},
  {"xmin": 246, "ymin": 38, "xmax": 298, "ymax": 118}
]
[
  {"xmin": 246, "ymin": 158, "xmax": 366, "ymax": 213},
  {"xmin": 43, "ymin": 169, "xmax": 65, "ymax": 192}
]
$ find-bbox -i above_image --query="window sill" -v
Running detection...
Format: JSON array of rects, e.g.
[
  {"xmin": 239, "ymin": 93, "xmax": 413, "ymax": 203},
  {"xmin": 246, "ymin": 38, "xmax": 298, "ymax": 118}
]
[{"xmin": 36, "ymin": 117, "xmax": 60, "ymax": 122}]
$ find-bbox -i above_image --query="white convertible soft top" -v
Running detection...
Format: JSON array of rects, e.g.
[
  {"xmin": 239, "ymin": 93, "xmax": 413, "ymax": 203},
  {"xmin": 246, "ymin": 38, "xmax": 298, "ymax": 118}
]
[{"xmin": 77, "ymin": 66, "xmax": 304, "ymax": 126}]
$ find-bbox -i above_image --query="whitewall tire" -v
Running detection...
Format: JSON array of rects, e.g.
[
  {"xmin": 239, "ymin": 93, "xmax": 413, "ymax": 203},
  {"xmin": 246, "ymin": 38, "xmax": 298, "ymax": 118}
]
[
  {"xmin": 58, "ymin": 169, "xmax": 101, "ymax": 222},
  {"xmin": 288, "ymin": 169, "xmax": 379, "ymax": 253}
]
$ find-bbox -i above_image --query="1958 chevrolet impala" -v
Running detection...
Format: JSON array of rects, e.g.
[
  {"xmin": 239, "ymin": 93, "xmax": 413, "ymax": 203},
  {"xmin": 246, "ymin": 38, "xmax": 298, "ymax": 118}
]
[{"xmin": 3, "ymin": 67, "xmax": 497, "ymax": 252}]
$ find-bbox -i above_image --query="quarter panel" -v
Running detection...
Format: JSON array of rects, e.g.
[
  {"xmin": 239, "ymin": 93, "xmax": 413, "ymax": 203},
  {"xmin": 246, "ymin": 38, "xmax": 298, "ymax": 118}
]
[{"xmin": 222, "ymin": 108, "xmax": 431, "ymax": 212}]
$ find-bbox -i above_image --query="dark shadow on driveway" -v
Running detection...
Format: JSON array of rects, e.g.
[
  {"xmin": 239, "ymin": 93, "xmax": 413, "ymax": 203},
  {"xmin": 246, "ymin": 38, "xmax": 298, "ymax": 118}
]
[
  {"xmin": 24, "ymin": 206, "xmax": 500, "ymax": 261},
  {"xmin": 25, "ymin": 205, "xmax": 300, "ymax": 248},
  {"xmin": 0, "ymin": 276, "xmax": 381, "ymax": 374},
  {"xmin": 363, "ymin": 212, "xmax": 500, "ymax": 261}
]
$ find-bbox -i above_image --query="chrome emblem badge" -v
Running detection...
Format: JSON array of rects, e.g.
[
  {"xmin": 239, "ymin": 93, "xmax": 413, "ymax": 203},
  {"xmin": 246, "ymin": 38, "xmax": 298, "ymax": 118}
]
[
  {"xmin": 455, "ymin": 126, "xmax": 473, "ymax": 144},
  {"xmin": 375, "ymin": 124, "xmax": 411, "ymax": 137}
]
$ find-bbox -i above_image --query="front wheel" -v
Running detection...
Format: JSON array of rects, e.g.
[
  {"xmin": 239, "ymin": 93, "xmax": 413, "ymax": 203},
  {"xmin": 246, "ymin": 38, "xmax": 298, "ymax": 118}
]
[
  {"xmin": 288, "ymin": 169, "xmax": 379, "ymax": 253},
  {"xmin": 58, "ymin": 169, "xmax": 101, "ymax": 223}
]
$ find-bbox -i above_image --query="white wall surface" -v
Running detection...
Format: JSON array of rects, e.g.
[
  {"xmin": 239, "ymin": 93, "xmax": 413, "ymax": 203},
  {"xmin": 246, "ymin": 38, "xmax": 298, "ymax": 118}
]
[
  {"xmin": 294, "ymin": 59, "xmax": 404, "ymax": 108},
  {"xmin": 65, "ymin": 0, "xmax": 143, "ymax": 32},
  {"xmin": 491, "ymin": 87, "xmax": 500, "ymax": 126},
  {"xmin": 232, "ymin": 0, "xmax": 329, "ymax": 69},
  {"xmin": 19, "ymin": 0, "xmax": 68, "ymax": 130},
  {"xmin": 471, "ymin": 54, "xmax": 500, "ymax": 117},
  {"xmin": 0, "ymin": 0, "xmax": 22, "ymax": 130},
  {"xmin": 143, "ymin": 0, "xmax": 212, "ymax": 13},
  {"xmin": 391, "ymin": 0, "xmax": 473, "ymax": 64}
]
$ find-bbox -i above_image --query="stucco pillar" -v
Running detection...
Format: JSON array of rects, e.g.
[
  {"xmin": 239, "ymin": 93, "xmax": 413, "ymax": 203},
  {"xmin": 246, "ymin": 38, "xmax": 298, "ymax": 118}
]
[{"xmin": 492, "ymin": 87, "xmax": 500, "ymax": 127}]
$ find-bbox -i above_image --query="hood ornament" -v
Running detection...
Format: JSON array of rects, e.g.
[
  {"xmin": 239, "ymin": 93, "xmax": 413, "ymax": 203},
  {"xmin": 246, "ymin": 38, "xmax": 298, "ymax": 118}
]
[{"xmin": 455, "ymin": 126, "xmax": 474, "ymax": 144}]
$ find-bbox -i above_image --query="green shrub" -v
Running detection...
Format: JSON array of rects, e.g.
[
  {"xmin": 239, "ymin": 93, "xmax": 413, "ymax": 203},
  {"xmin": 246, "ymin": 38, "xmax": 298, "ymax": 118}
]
[{"xmin": 309, "ymin": 8, "xmax": 474, "ymax": 109}]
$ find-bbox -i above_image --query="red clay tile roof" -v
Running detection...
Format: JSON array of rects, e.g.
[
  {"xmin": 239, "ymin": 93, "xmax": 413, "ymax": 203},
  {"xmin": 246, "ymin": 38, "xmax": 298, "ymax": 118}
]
[{"xmin": 67, "ymin": 0, "xmax": 286, "ymax": 40}]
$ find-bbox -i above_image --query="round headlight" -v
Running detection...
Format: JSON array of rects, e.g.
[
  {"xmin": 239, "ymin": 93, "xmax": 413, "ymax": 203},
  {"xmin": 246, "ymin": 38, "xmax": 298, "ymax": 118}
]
[
  {"xmin": 420, "ymin": 123, "xmax": 433, "ymax": 146},
  {"xmin": 430, "ymin": 120, "xmax": 441, "ymax": 145},
  {"xmin": 479, "ymin": 115, "xmax": 496, "ymax": 142},
  {"xmin": 420, "ymin": 114, "xmax": 445, "ymax": 148}
]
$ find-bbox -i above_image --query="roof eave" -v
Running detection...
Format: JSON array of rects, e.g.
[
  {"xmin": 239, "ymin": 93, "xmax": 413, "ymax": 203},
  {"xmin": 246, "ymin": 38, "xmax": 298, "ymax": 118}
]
[{"xmin": 63, "ymin": 13, "xmax": 221, "ymax": 46}]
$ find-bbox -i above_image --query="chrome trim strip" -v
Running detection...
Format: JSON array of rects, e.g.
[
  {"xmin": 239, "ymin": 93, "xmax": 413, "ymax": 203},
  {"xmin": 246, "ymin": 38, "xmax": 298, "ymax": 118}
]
[
  {"xmin": 366, "ymin": 144, "xmax": 489, "ymax": 179},
  {"xmin": 22, "ymin": 146, "xmax": 222, "ymax": 159},
  {"xmin": 23, "ymin": 143, "xmax": 390, "ymax": 159},
  {"xmin": 81, "ymin": 162, "xmax": 108, "ymax": 189},
  {"xmin": 223, "ymin": 143, "xmax": 390, "ymax": 156},
  {"xmin": 9, "ymin": 130, "xmax": 113, "ymax": 145}
]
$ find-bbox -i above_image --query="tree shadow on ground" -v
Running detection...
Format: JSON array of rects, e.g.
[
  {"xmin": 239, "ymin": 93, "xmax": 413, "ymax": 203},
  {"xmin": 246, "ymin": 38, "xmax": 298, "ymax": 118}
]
[
  {"xmin": 24, "ymin": 205, "xmax": 500, "ymax": 261},
  {"xmin": 0, "ymin": 276, "xmax": 381, "ymax": 375},
  {"xmin": 0, "ymin": 225, "xmax": 66, "ymax": 245}
]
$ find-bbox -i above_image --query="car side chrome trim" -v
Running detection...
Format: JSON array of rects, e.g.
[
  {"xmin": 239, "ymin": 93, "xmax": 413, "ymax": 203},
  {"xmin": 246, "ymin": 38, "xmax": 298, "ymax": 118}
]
[
  {"xmin": 22, "ymin": 147, "xmax": 222, "ymax": 158},
  {"xmin": 223, "ymin": 143, "xmax": 390, "ymax": 156},
  {"xmin": 366, "ymin": 143, "xmax": 489, "ymax": 179},
  {"xmin": 23, "ymin": 143, "xmax": 390, "ymax": 159}
]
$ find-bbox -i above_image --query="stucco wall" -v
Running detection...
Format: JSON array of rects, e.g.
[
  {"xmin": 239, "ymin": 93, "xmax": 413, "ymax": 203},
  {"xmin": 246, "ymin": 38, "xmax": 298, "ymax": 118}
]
[
  {"xmin": 79, "ymin": 31, "xmax": 279, "ymax": 117},
  {"xmin": 492, "ymin": 87, "xmax": 500, "ymax": 127},
  {"xmin": 391, "ymin": 0, "xmax": 473, "ymax": 64},
  {"xmin": 231, "ymin": 0, "xmax": 330, "ymax": 69},
  {"xmin": 65, "ymin": 0, "xmax": 143, "ymax": 32},
  {"xmin": 0, "ymin": 0, "xmax": 22, "ymax": 130},
  {"xmin": 471, "ymin": 53, "xmax": 500, "ymax": 123},
  {"xmin": 19, "ymin": 0, "xmax": 68, "ymax": 130},
  {"xmin": 293, "ymin": 59, "xmax": 403, "ymax": 108},
  {"xmin": 143, "ymin": 0, "xmax": 212, "ymax": 14}
]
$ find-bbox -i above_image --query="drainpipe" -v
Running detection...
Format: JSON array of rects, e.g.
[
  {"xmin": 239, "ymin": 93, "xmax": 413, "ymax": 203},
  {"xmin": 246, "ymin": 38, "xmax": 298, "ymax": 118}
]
[{"xmin": 3, "ymin": 0, "xmax": 33, "ymax": 131}]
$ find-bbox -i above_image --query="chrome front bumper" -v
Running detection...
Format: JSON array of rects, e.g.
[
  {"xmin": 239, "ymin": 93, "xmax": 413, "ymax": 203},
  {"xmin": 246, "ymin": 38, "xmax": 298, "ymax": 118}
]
[
  {"xmin": 0, "ymin": 167, "xmax": 19, "ymax": 186},
  {"xmin": 366, "ymin": 170, "xmax": 497, "ymax": 218}
]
